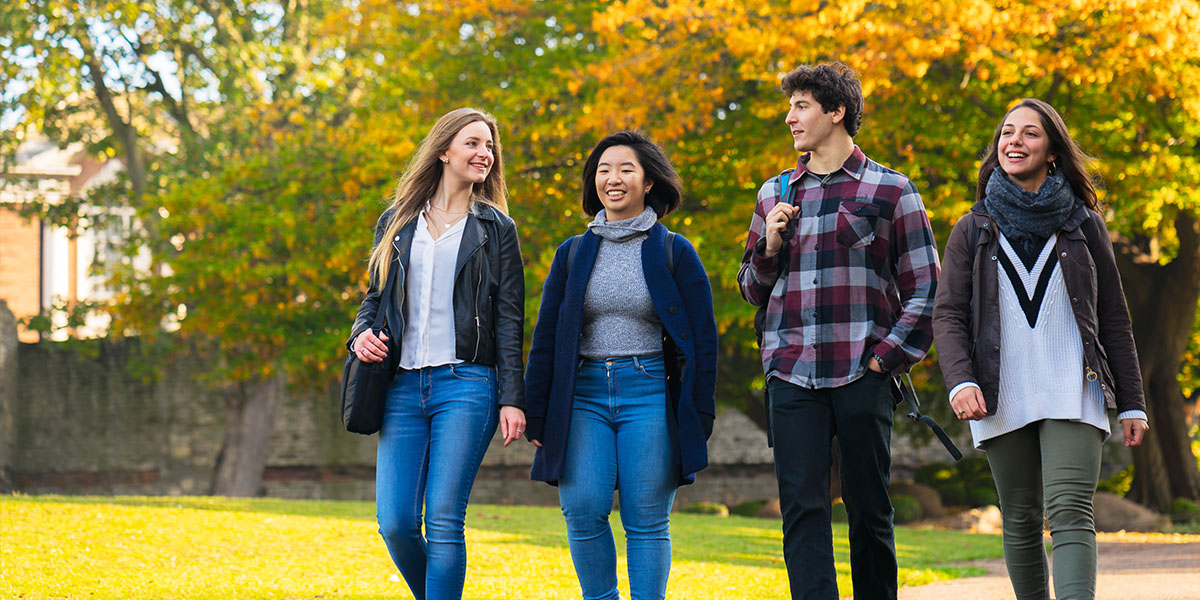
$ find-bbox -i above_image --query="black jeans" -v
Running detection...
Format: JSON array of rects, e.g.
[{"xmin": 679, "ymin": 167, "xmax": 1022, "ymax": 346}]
[{"xmin": 769, "ymin": 371, "xmax": 897, "ymax": 600}]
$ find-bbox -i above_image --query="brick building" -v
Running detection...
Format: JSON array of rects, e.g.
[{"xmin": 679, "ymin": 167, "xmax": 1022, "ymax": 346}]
[{"xmin": 0, "ymin": 137, "xmax": 122, "ymax": 342}]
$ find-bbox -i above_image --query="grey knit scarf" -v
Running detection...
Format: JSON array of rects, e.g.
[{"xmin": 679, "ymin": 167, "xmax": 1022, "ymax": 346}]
[
  {"xmin": 588, "ymin": 206, "xmax": 658, "ymax": 242},
  {"xmin": 984, "ymin": 167, "xmax": 1077, "ymax": 259}
]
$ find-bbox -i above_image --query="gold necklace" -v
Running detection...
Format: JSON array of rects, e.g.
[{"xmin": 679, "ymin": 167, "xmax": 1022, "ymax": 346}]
[{"xmin": 425, "ymin": 202, "xmax": 468, "ymax": 229}]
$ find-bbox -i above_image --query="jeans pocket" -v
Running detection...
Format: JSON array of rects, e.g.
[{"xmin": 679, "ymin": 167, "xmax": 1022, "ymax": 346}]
[
  {"xmin": 637, "ymin": 358, "xmax": 667, "ymax": 380},
  {"xmin": 864, "ymin": 367, "xmax": 890, "ymax": 380},
  {"xmin": 449, "ymin": 362, "xmax": 491, "ymax": 382}
]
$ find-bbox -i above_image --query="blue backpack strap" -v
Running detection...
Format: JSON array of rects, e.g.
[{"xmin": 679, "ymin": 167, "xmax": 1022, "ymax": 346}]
[{"xmin": 777, "ymin": 168, "xmax": 796, "ymax": 206}]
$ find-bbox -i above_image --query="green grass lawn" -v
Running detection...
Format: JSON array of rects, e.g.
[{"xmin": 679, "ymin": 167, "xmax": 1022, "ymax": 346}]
[{"xmin": 0, "ymin": 494, "xmax": 1002, "ymax": 599}]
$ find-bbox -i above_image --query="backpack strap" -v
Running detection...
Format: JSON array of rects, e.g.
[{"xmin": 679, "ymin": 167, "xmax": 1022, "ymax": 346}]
[
  {"xmin": 778, "ymin": 168, "xmax": 796, "ymax": 207},
  {"xmin": 664, "ymin": 231, "xmax": 677, "ymax": 275},
  {"xmin": 565, "ymin": 233, "xmax": 583, "ymax": 276}
]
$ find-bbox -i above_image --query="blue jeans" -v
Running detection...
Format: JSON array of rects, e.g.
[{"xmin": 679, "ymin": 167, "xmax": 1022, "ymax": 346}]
[
  {"xmin": 375, "ymin": 363, "xmax": 498, "ymax": 600},
  {"xmin": 559, "ymin": 355, "xmax": 678, "ymax": 600}
]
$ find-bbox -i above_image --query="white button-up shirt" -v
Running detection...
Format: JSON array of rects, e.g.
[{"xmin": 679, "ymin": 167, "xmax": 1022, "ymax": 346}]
[{"xmin": 398, "ymin": 212, "xmax": 465, "ymax": 369}]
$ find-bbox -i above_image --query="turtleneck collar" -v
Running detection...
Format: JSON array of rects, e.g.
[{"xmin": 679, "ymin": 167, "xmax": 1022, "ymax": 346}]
[{"xmin": 587, "ymin": 205, "xmax": 658, "ymax": 242}]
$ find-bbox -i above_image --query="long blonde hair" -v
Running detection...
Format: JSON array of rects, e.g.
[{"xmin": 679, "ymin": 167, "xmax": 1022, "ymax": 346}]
[{"xmin": 368, "ymin": 108, "xmax": 509, "ymax": 283}]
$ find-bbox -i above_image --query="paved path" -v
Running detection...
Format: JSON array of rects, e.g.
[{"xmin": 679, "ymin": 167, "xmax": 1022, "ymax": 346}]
[{"xmin": 896, "ymin": 539, "xmax": 1200, "ymax": 600}]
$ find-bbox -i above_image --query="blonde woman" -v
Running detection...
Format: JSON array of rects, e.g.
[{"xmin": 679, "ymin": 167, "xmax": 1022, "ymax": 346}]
[{"xmin": 347, "ymin": 108, "xmax": 526, "ymax": 600}]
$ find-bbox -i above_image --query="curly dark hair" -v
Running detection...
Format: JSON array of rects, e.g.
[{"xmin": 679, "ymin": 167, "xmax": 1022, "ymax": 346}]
[
  {"xmin": 780, "ymin": 62, "xmax": 864, "ymax": 137},
  {"xmin": 580, "ymin": 130, "xmax": 682, "ymax": 218}
]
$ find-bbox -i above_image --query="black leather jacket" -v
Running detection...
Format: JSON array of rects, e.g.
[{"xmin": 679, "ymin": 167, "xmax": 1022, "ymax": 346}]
[{"xmin": 347, "ymin": 204, "xmax": 526, "ymax": 410}]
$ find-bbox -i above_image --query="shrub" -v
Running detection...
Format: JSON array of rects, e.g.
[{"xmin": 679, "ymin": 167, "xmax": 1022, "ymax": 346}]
[
  {"xmin": 730, "ymin": 500, "xmax": 766, "ymax": 517},
  {"xmin": 1096, "ymin": 465, "xmax": 1133, "ymax": 496},
  {"xmin": 831, "ymin": 500, "xmax": 848, "ymax": 522},
  {"xmin": 916, "ymin": 457, "xmax": 996, "ymax": 508},
  {"xmin": 914, "ymin": 462, "xmax": 956, "ymax": 487},
  {"xmin": 893, "ymin": 495, "xmax": 923, "ymax": 524},
  {"xmin": 965, "ymin": 487, "xmax": 999, "ymax": 508},
  {"xmin": 680, "ymin": 502, "xmax": 729, "ymax": 517},
  {"xmin": 1169, "ymin": 497, "xmax": 1200, "ymax": 524},
  {"xmin": 935, "ymin": 482, "xmax": 967, "ymax": 507}
]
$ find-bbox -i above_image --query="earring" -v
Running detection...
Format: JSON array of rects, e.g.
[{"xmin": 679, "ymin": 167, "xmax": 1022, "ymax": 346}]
[
  {"xmin": 441, "ymin": 158, "xmax": 448, "ymax": 164},
  {"xmin": 1048, "ymin": 161, "xmax": 1057, "ymax": 176}
]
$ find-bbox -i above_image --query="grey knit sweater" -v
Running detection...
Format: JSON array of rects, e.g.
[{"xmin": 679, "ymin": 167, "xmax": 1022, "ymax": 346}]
[{"xmin": 578, "ymin": 207, "xmax": 663, "ymax": 359}]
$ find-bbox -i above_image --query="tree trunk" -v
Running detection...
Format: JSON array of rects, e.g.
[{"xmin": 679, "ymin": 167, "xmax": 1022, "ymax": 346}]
[
  {"xmin": 1116, "ymin": 213, "xmax": 1200, "ymax": 512},
  {"xmin": 210, "ymin": 374, "xmax": 285, "ymax": 497}
]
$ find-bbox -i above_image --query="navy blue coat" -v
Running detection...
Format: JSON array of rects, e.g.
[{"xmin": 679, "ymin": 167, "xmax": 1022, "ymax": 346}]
[{"xmin": 524, "ymin": 223, "xmax": 719, "ymax": 486}]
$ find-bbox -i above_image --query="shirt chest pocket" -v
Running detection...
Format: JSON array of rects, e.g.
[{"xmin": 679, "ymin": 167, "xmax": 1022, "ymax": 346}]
[{"xmin": 835, "ymin": 201, "xmax": 883, "ymax": 249}]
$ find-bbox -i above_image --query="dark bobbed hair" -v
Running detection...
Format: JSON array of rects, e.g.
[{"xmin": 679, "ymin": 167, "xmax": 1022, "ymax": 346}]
[
  {"xmin": 580, "ymin": 130, "xmax": 682, "ymax": 218},
  {"xmin": 781, "ymin": 62, "xmax": 864, "ymax": 137},
  {"xmin": 977, "ymin": 98, "xmax": 1098, "ymax": 210}
]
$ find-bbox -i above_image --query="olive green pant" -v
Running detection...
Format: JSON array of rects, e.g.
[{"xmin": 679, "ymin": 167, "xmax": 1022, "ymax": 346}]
[{"xmin": 983, "ymin": 419, "xmax": 1104, "ymax": 600}]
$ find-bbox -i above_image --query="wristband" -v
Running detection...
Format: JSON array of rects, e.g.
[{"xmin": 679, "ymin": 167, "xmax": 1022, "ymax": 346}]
[{"xmin": 872, "ymin": 353, "xmax": 887, "ymax": 372}]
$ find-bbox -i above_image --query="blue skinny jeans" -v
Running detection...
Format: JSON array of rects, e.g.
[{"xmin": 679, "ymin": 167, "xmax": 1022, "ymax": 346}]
[
  {"xmin": 375, "ymin": 362, "xmax": 498, "ymax": 600},
  {"xmin": 558, "ymin": 355, "xmax": 679, "ymax": 600}
]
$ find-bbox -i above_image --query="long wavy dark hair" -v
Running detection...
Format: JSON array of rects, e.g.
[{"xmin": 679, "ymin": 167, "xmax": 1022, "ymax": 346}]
[
  {"xmin": 580, "ymin": 130, "xmax": 682, "ymax": 218},
  {"xmin": 976, "ymin": 98, "xmax": 1098, "ymax": 210}
]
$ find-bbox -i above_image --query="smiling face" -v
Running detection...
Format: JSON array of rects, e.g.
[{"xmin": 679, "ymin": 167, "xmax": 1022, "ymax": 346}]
[
  {"xmin": 785, "ymin": 90, "xmax": 844, "ymax": 154},
  {"xmin": 594, "ymin": 145, "xmax": 650, "ymax": 221},
  {"xmin": 997, "ymin": 106, "xmax": 1057, "ymax": 192},
  {"xmin": 440, "ymin": 120, "xmax": 494, "ymax": 185}
]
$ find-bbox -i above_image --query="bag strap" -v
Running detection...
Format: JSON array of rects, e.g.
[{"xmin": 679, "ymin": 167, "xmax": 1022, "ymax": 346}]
[
  {"xmin": 896, "ymin": 374, "xmax": 963, "ymax": 461},
  {"xmin": 566, "ymin": 233, "xmax": 583, "ymax": 275},
  {"xmin": 778, "ymin": 168, "xmax": 796, "ymax": 207},
  {"xmin": 664, "ymin": 231, "xmax": 677, "ymax": 275},
  {"xmin": 370, "ymin": 260, "xmax": 400, "ymax": 334}
]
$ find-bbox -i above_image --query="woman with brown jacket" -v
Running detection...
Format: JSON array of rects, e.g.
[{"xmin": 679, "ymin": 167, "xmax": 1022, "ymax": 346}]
[{"xmin": 932, "ymin": 99, "xmax": 1148, "ymax": 600}]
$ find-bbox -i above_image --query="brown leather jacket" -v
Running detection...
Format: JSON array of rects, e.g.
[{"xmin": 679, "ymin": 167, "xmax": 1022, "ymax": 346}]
[{"xmin": 932, "ymin": 201, "xmax": 1146, "ymax": 415}]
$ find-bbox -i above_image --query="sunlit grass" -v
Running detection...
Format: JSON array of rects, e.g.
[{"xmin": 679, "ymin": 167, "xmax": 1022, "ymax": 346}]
[{"xmin": 1, "ymin": 495, "xmax": 1002, "ymax": 599}]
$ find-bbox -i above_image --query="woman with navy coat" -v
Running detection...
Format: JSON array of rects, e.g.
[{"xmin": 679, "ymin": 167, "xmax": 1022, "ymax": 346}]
[{"xmin": 524, "ymin": 130, "xmax": 718, "ymax": 600}]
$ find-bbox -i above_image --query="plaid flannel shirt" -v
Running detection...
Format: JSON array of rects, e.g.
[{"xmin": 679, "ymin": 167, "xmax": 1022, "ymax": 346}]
[{"xmin": 738, "ymin": 147, "xmax": 940, "ymax": 389}]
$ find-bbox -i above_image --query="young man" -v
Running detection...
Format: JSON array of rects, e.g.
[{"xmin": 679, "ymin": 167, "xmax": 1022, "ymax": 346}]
[{"xmin": 738, "ymin": 63, "xmax": 940, "ymax": 599}]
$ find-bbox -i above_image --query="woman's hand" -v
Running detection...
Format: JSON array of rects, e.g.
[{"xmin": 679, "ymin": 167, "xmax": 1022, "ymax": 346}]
[
  {"xmin": 499, "ymin": 406, "xmax": 526, "ymax": 447},
  {"xmin": 353, "ymin": 330, "xmax": 389, "ymax": 363},
  {"xmin": 1122, "ymin": 418, "xmax": 1149, "ymax": 447},
  {"xmin": 951, "ymin": 386, "xmax": 987, "ymax": 421}
]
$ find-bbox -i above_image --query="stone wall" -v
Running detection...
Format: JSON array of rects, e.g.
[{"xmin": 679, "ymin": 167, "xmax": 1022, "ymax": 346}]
[{"xmin": 3, "ymin": 313, "xmax": 982, "ymax": 506}]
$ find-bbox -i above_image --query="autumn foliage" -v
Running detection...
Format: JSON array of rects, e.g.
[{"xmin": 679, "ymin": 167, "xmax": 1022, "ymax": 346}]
[{"xmin": 4, "ymin": 0, "xmax": 1200, "ymax": 503}]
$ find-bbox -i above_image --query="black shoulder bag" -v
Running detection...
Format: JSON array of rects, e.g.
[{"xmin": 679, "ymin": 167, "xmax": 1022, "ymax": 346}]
[{"xmin": 340, "ymin": 261, "xmax": 400, "ymax": 435}]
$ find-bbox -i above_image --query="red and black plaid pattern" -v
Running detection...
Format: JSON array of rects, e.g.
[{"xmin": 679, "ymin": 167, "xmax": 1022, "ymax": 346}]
[{"xmin": 738, "ymin": 147, "xmax": 940, "ymax": 388}]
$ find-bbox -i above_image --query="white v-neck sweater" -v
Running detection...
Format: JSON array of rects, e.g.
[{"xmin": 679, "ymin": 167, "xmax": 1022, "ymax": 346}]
[{"xmin": 964, "ymin": 233, "xmax": 1110, "ymax": 448}]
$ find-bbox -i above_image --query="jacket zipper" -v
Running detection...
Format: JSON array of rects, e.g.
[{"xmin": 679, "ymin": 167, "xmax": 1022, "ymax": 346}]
[
  {"xmin": 461, "ymin": 232, "xmax": 488, "ymax": 362},
  {"xmin": 472, "ymin": 262, "xmax": 483, "ymax": 362}
]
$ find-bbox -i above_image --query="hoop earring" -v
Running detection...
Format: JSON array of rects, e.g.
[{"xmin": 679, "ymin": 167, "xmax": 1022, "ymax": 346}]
[{"xmin": 1048, "ymin": 161, "xmax": 1057, "ymax": 176}]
